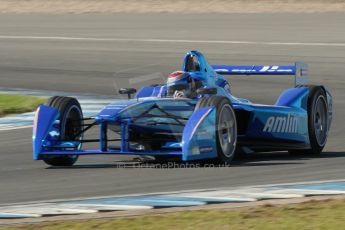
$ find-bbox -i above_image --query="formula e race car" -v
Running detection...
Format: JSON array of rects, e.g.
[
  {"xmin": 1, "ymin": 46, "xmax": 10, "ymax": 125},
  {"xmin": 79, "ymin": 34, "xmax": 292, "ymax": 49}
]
[{"xmin": 32, "ymin": 50, "xmax": 333, "ymax": 166}]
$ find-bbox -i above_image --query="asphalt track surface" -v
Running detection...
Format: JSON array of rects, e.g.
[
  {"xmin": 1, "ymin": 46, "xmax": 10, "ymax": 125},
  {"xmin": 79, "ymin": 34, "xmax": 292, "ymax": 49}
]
[{"xmin": 0, "ymin": 13, "xmax": 345, "ymax": 204}]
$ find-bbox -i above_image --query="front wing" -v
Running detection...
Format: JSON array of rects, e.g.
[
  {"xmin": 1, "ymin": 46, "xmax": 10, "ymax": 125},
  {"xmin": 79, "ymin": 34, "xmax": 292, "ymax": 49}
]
[{"xmin": 32, "ymin": 104, "xmax": 218, "ymax": 161}]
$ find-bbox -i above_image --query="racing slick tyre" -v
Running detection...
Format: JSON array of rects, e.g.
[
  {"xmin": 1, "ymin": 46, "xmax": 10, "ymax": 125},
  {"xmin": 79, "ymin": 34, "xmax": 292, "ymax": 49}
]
[
  {"xmin": 41, "ymin": 96, "xmax": 83, "ymax": 166},
  {"xmin": 289, "ymin": 86, "xmax": 328, "ymax": 155},
  {"xmin": 196, "ymin": 96, "xmax": 237, "ymax": 164}
]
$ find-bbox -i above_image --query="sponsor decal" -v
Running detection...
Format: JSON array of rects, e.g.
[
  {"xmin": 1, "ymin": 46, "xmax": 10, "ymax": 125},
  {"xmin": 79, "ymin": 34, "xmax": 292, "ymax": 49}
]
[
  {"xmin": 258, "ymin": 66, "xmax": 293, "ymax": 73},
  {"xmin": 263, "ymin": 113, "xmax": 298, "ymax": 133},
  {"xmin": 192, "ymin": 146, "xmax": 200, "ymax": 155},
  {"xmin": 216, "ymin": 66, "xmax": 294, "ymax": 74},
  {"xmin": 199, "ymin": 146, "xmax": 213, "ymax": 154},
  {"xmin": 214, "ymin": 68, "xmax": 230, "ymax": 72},
  {"xmin": 197, "ymin": 130, "xmax": 212, "ymax": 140}
]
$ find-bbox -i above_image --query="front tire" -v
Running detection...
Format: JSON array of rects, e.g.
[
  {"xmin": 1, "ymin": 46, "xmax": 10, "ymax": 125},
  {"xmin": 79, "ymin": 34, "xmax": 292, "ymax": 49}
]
[
  {"xmin": 42, "ymin": 96, "xmax": 83, "ymax": 166},
  {"xmin": 195, "ymin": 96, "xmax": 237, "ymax": 164}
]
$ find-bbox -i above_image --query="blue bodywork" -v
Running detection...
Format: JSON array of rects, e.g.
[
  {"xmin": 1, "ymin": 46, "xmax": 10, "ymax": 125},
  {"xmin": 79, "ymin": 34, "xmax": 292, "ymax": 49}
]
[{"xmin": 32, "ymin": 50, "xmax": 333, "ymax": 161}]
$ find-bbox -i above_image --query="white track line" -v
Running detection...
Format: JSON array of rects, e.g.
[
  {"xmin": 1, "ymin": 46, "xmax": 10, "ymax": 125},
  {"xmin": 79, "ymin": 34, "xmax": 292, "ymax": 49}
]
[
  {"xmin": 0, "ymin": 206, "xmax": 97, "ymax": 215},
  {"xmin": 63, "ymin": 204, "xmax": 153, "ymax": 211},
  {"xmin": 0, "ymin": 125, "xmax": 32, "ymax": 131},
  {"xmin": 0, "ymin": 213, "xmax": 41, "ymax": 218},
  {"xmin": 1, "ymin": 35, "xmax": 345, "ymax": 47}
]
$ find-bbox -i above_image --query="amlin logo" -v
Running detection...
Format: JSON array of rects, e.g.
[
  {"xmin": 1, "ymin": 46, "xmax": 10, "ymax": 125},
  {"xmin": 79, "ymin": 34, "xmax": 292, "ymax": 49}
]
[{"xmin": 263, "ymin": 113, "xmax": 298, "ymax": 133}]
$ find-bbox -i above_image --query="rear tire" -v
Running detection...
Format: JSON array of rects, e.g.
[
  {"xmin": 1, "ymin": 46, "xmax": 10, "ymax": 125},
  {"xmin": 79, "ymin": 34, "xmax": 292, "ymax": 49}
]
[
  {"xmin": 42, "ymin": 96, "xmax": 83, "ymax": 166},
  {"xmin": 289, "ymin": 86, "xmax": 328, "ymax": 155},
  {"xmin": 196, "ymin": 96, "xmax": 237, "ymax": 164}
]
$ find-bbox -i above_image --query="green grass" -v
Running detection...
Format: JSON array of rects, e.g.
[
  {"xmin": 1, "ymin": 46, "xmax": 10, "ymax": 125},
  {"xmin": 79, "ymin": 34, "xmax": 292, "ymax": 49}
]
[
  {"xmin": 3, "ymin": 199, "xmax": 345, "ymax": 230},
  {"xmin": 0, "ymin": 94, "xmax": 45, "ymax": 117}
]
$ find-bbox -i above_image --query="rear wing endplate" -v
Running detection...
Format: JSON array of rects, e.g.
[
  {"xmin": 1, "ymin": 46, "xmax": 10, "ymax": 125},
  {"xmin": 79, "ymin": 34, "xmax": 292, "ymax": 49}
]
[{"xmin": 212, "ymin": 62, "xmax": 308, "ymax": 86}]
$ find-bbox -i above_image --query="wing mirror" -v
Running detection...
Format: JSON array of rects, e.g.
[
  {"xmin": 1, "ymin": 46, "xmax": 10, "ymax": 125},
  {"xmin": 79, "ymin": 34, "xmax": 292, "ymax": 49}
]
[
  {"xmin": 119, "ymin": 88, "xmax": 137, "ymax": 99},
  {"xmin": 196, "ymin": 87, "xmax": 217, "ymax": 95}
]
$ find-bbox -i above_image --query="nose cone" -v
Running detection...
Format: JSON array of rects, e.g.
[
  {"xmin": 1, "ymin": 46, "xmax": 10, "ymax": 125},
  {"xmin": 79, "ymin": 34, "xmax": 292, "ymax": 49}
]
[{"xmin": 96, "ymin": 99, "xmax": 138, "ymax": 121}]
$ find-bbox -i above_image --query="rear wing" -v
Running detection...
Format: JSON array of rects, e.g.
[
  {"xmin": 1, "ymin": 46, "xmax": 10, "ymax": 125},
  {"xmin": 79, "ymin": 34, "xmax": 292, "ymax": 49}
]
[{"xmin": 211, "ymin": 62, "xmax": 308, "ymax": 86}]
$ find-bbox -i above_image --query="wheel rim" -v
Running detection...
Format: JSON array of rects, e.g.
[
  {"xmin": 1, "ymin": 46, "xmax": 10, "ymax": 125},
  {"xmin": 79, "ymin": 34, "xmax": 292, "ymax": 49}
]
[
  {"xmin": 63, "ymin": 105, "xmax": 83, "ymax": 141},
  {"xmin": 61, "ymin": 105, "xmax": 83, "ymax": 155},
  {"xmin": 313, "ymin": 95, "xmax": 328, "ymax": 146},
  {"xmin": 217, "ymin": 104, "xmax": 237, "ymax": 158}
]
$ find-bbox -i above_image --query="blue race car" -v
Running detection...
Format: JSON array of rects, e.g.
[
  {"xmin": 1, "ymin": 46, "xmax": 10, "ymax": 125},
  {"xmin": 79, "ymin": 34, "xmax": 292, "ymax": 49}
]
[{"xmin": 32, "ymin": 50, "xmax": 333, "ymax": 166}]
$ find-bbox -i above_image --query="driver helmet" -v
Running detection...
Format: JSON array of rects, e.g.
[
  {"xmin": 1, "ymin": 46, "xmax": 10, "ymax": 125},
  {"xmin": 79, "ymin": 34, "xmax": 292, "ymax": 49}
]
[{"xmin": 166, "ymin": 71, "xmax": 203, "ymax": 98}]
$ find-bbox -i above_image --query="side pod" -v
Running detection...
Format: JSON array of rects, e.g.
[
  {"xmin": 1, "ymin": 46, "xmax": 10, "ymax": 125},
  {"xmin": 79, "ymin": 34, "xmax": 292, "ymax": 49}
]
[
  {"xmin": 275, "ymin": 87, "xmax": 309, "ymax": 108},
  {"xmin": 32, "ymin": 105, "xmax": 59, "ymax": 160},
  {"xmin": 182, "ymin": 106, "xmax": 217, "ymax": 161}
]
